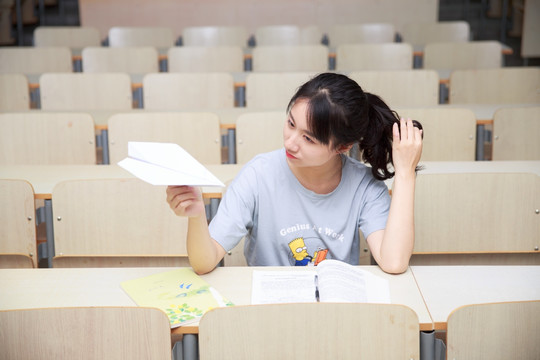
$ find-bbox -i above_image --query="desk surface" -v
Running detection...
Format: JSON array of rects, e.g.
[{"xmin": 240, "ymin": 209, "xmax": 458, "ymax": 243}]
[
  {"xmin": 0, "ymin": 265, "xmax": 433, "ymax": 332},
  {"xmin": 2, "ymin": 161, "xmax": 538, "ymax": 199},
  {"xmin": 410, "ymin": 265, "xmax": 540, "ymax": 330},
  {"xmin": 19, "ymin": 103, "xmax": 539, "ymax": 129},
  {"xmin": 0, "ymin": 164, "xmax": 243, "ymax": 199}
]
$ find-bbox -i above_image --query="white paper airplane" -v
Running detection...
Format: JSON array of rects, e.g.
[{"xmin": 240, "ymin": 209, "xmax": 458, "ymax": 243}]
[{"xmin": 118, "ymin": 141, "xmax": 225, "ymax": 187}]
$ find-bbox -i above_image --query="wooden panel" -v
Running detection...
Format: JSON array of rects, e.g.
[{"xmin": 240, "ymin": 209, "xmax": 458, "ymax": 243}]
[
  {"xmin": 108, "ymin": 26, "xmax": 175, "ymax": 48},
  {"xmin": 395, "ymin": 107, "xmax": 476, "ymax": 161},
  {"xmin": 143, "ymin": 73, "xmax": 235, "ymax": 110},
  {"xmin": 0, "ymin": 307, "xmax": 172, "ymax": 360},
  {"xmin": 447, "ymin": 301, "xmax": 540, "ymax": 359},
  {"xmin": 167, "ymin": 46, "xmax": 244, "ymax": 72},
  {"xmin": 53, "ymin": 255, "xmax": 190, "ymax": 268},
  {"xmin": 449, "ymin": 67, "xmax": 540, "ymax": 104},
  {"xmin": 423, "ymin": 41, "xmax": 502, "ymax": 70},
  {"xmin": 182, "ymin": 26, "xmax": 249, "ymax": 47},
  {"xmin": 235, "ymin": 111, "xmax": 284, "ymax": 164},
  {"xmin": 401, "ymin": 21, "xmax": 470, "ymax": 47},
  {"xmin": 329, "ymin": 23, "xmax": 395, "ymax": 46},
  {"xmin": 336, "ymin": 43, "xmax": 413, "ymax": 71},
  {"xmin": 0, "ymin": 47, "xmax": 72, "ymax": 74},
  {"xmin": 0, "ymin": 112, "xmax": 96, "ymax": 165},
  {"xmin": 0, "ymin": 73, "xmax": 30, "ymax": 111},
  {"xmin": 245, "ymin": 71, "xmax": 316, "ymax": 109},
  {"xmin": 521, "ymin": 0, "xmax": 540, "ymax": 58},
  {"xmin": 107, "ymin": 111, "xmax": 222, "ymax": 164},
  {"xmin": 492, "ymin": 106, "xmax": 540, "ymax": 160},
  {"xmin": 52, "ymin": 178, "xmax": 189, "ymax": 257},
  {"xmin": 82, "ymin": 46, "xmax": 159, "ymax": 73},
  {"xmin": 199, "ymin": 303, "xmax": 419, "ymax": 359},
  {"xmin": 40, "ymin": 73, "xmax": 133, "ymax": 110},
  {"xmin": 349, "ymin": 70, "xmax": 439, "ymax": 107},
  {"xmin": 252, "ymin": 45, "xmax": 328, "ymax": 72},
  {"xmin": 0, "ymin": 179, "xmax": 36, "ymax": 268},
  {"xmin": 414, "ymin": 172, "xmax": 540, "ymax": 253},
  {"xmin": 34, "ymin": 26, "xmax": 102, "ymax": 48}
]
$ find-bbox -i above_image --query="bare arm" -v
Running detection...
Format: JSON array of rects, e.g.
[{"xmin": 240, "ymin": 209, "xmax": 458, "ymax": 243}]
[
  {"xmin": 166, "ymin": 186, "xmax": 226, "ymax": 274},
  {"xmin": 367, "ymin": 118, "xmax": 422, "ymax": 274}
]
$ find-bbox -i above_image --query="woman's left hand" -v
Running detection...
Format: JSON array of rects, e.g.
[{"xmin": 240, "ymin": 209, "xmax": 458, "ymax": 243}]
[{"xmin": 392, "ymin": 117, "xmax": 423, "ymax": 177}]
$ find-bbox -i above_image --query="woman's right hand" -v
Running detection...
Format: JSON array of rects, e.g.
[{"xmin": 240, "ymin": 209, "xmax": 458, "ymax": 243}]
[{"xmin": 166, "ymin": 185, "xmax": 205, "ymax": 217}]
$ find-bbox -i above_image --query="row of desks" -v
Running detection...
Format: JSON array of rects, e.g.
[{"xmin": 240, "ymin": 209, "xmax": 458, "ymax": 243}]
[
  {"xmin": 2, "ymin": 161, "xmax": 539, "ymax": 268},
  {"xmin": 1, "ymin": 265, "xmax": 538, "ymax": 358}
]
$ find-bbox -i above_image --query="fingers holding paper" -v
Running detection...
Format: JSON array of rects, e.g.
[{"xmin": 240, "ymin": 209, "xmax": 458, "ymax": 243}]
[{"xmin": 166, "ymin": 185, "xmax": 206, "ymax": 217}]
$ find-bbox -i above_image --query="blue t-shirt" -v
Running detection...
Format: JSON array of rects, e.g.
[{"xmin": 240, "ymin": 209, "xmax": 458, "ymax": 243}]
[{"xmin": 209, "ymin": 148, "xmax": 390, "ymax": 266}]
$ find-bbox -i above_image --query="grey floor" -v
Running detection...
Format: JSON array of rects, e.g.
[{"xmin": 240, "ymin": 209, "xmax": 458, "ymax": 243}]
[{"xmin": 7, "ymin": 0, "xmax": 540, "ymax": 66}]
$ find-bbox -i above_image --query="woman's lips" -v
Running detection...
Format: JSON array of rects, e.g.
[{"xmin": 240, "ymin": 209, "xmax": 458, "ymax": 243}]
[{"xmin": 286, "ymin": 151, "xmax": 297, "ymax": 159}]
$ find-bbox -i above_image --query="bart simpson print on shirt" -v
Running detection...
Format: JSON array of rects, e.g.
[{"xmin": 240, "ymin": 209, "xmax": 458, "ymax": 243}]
[{"xmin": 288, "ymin": 237, "xmax": 328, "ymax": 266}]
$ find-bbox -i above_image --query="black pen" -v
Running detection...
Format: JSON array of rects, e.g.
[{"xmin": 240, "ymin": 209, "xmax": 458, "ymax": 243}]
[{"xmin": 314, "ymin": 274, "xmax": 320, "ymax": 302}]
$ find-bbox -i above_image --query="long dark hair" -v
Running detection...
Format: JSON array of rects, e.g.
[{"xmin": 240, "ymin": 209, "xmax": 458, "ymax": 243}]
[{"xmin": 287, "ymin": 72, "xmax": 422, "ymax": 180}]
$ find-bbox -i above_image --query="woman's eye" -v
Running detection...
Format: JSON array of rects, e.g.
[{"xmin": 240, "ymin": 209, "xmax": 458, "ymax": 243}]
[
  {"xmin": 287, "ymin": 119, "xmax": 294, "ymax": 127},
  {"xmin": 304, "ymin": 135, "xmax": 314, "ymax": 143}
]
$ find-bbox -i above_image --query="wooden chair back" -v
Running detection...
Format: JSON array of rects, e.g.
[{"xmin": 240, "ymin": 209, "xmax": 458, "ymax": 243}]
[
  {"xmin": 449, "ymin": 67, "xmax": 540, "ymax": 104},
  {"xmin": 0, "ymin": 74, "xmax": 30, "ymax": 111},
  {"xmin": 395, "ymin": 107, "xmax": 476, "ymax": 160},
  {"xmin": 0, "ymin": 112, "xmax": 96, "ymax": 165},
  {"xmin": 400, "ymin": 21, "xmax": 470, "ymax": 47},
  {"xmin": 349, "ymin": 70, "xmax": 439, "ymax": 106},
  {"xmin": 492, "ymin": 106, "xmax": 540, "ymax": 160},
  {"xmin": 254, "ymin": 25, "xmax": 322, "ymax": 45},
  {"xmin": 447, "ymin": 301, "xmax": 540, "ymax": 359},
  {"xmin": 39, "ymin": 73, "xmax": 133, "ymax": 110},
  {"xmin": 329, "ymin": 23, "xmax": 395, "ymax": 46},
  {"xmin": 199, "ymin": 303, "xmax": 419, "ymax": 360},
  {"xmin": 33, "ymin": 26, "xmax": 102, "ymax": 48},
  {"xmin": 252, "ymin": 45, "xmax": 329, "ymax": 72},
  {"xmin": 52, "ymin": 178, "xmax": 189, "ymax": 267},
  {"xmin": 107, "ymin": 112, "xmax": 222, "ymax": 164},
  {"xmin": 167, "ymin": 46, "xmax": 244, "ymax": 72},
  {"xmin": 412, "ymin": 172, "xmax": 540, "ymax": 264},
  {"xmin": 0, "ymin": 307, "xmax": 172, "ymax": 359},
  {"xmin": 245, "ymin": 72, "xmax": 316, "ymax": 109},
  {"xmin": 181, "ymin": 26, "xmax": 248, "ymax": 47},
  {"xmin": 423, "ymin": 41, "xmax": 502, "ymax": 70},
  {"xmin": 108, "ymin": 26, "xmax": 175, "ymax": 48},
  {"xmin": 0, "ymin": 179, "xmax": 37, "ymax": 268},
  {"xmin": 82, "ymin": 46, "xmax": 159, "ymax": 73},
  {"xmin": 336, "ymin": 43, "xmax": 413, "ymax": 71},
  {"xmin": 235, "ymin": 111, "xmax": 284, "ymax": 164},
  {"xmin": 0, "ymin": 47, "xmax": 72, "ymax": 74},
  {"xmin": 143, "ymin": 72, "xmax": 234, "ymax": 110}
]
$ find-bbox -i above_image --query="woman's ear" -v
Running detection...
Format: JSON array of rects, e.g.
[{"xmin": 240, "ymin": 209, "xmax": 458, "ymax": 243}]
[{"xmin": 337, "ymin": 144, "xmax": 354, "ymax": 154}]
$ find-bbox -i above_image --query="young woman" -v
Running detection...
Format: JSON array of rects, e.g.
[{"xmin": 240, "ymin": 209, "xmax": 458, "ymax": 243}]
[{"xmin": 166, "ymin": 72, "xmax": 423, "ymax": 275}]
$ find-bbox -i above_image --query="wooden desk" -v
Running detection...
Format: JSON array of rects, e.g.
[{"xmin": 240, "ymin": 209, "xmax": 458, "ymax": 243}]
[
  {"xmin": 411, "ymin": 265, "xmax": 540, "ymax": 330},
  {"xmin": 418, "ymin": 160, "xmax": 540, "ymax": 176},
  {"xmin": 0, "ymin": 164, "xmax": 242, "ymax": 266},
  {"xmin": 0, "ymin": 265, "xmax": 433, "ymax": 359}
]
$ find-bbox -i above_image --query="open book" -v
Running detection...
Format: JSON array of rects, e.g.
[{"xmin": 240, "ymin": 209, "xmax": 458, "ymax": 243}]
[
  {"xmin": 251, "ymin": 259, "xmax": 391, "ymax": 304},
  {"xmin": 121, "ymin": 268, "xmax": 233, "ymax": 328},
  {"xmin": 118, "ymin": 141, "xmax": 225, "ymax": 186}
]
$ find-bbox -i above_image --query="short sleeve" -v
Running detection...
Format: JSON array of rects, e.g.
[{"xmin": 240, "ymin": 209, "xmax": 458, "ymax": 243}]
[
  {"xmin": 208, "ymin": 165, "xmax": 258, "ymax": 252},
  {"xmin": 357, "ymin": 179, "xmax": 390, "ymax": 238}
]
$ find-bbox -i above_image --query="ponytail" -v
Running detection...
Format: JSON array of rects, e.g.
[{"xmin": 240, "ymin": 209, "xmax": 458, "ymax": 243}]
[{"xmin": 361, "ymin": 93, "xmax": 423, "ymax": 180}]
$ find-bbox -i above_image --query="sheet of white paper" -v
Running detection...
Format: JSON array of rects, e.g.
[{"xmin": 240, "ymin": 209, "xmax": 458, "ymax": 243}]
[
  {"xmin": 316, "ymin": 260, "xmax": 391, "ymax": 303},
  {"xmin": 117, "ymin": 142, "xmax": 225, "ymax": 187},
  {"xmin": 251, "ymin": 270, "xmax": 317, "ymax": 304}
]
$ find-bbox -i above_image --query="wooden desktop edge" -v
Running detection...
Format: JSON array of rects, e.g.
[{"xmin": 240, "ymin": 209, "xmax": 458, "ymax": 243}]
[{"xmin": 33, "ymin": 192, "xmax": 223, "ymax": 200}]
